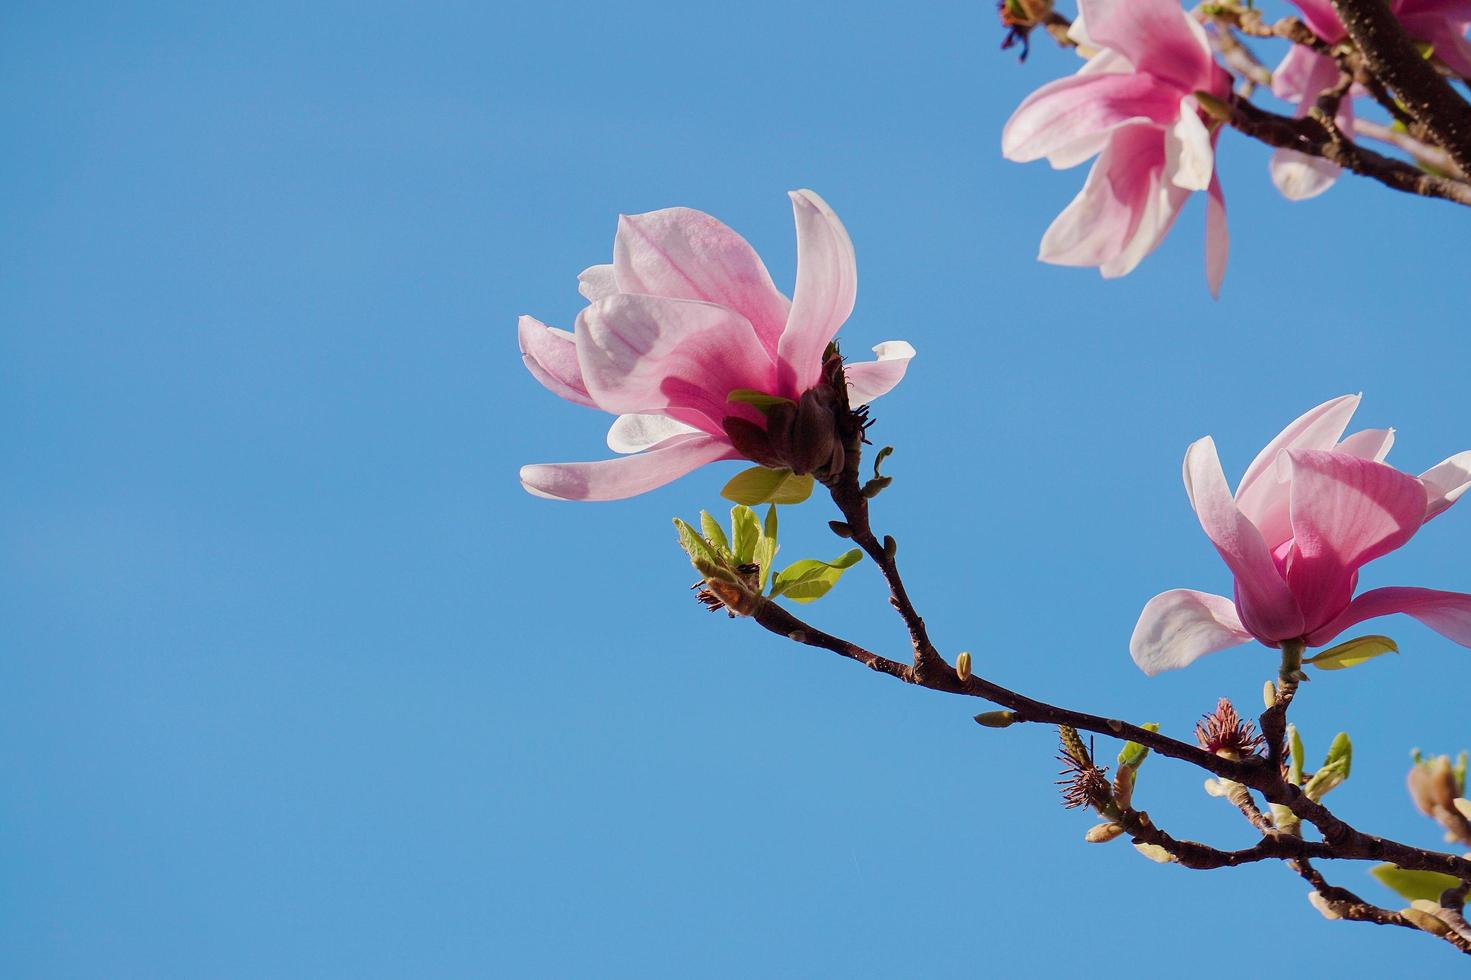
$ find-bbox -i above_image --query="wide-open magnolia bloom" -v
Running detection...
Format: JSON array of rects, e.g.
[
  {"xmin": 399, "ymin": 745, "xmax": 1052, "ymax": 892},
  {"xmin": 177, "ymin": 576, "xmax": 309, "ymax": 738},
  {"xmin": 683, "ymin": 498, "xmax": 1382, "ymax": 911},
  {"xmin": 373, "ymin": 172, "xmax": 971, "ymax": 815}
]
[
  {"xmin": 1272, "ymin": 0, "xmax": 1471, "ymax": 199},
  {"xmin": 1132, "ymin": 395, "xmax": 1471, "ymax": 676},
  {"xmin": 1001, "ymin": 0, "xmax": 1232, "ymax": 295},
  {"xmin": 518, "ymin": 190, "xmax": 915, "ymax": 501}
]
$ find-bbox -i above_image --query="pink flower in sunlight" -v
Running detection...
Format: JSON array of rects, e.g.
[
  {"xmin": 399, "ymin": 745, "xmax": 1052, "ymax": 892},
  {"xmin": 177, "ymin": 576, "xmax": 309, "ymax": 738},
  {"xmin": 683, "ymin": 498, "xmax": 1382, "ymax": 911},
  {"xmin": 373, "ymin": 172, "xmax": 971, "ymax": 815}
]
[
  {"xmin": 517, "ymin": 190, "xmax": 915, "ymax": 501},
  {"xmin": 1001, "ymin": 0, "xmax": 1232, "ymax": 295},
  {"xmin": 1271, "ymin": 0, "xmax": 1471, "ymax": 199},
  {"xmin": 1131, "ymin": 394, "xmax": 1471, "ymax": 676}
]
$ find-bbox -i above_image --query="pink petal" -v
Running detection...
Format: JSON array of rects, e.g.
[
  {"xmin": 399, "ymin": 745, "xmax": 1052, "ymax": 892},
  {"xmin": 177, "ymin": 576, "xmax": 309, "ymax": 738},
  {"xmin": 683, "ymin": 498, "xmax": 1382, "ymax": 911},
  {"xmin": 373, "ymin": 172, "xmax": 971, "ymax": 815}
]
[
  {"xmin": 1396, "ymin": 0, "xmax": 1471, "ymax": 19},
  {"xmin": 1268, "ymin": 51, "xmax": 1350, "ymax": 200},
  {"xmin": 776, "ymin": 189, "xmax": 857, "ymax": 397},
  {"xmin": 1285, "ymin": 0, "xmax": 1347, "ymax": 42},
  {"xmin": 519, "ymin": 433, "xmax": 740, "ymax": 502},
  {"xmin": 605, "ymin": 413, "xmax": 700, "ymax": 453},
  {"xmin": 1204, "ymin": 170, "xmax": 1228, "ymax": 298},
  {"xmin": 1398, "ymin": 6, "xmax": 1471, "ymax": 76},
  {"xmin": 519, "ymin": 315, "xmax": 597, "ymax": 409},
  {"xmin": 576, "ymin": 294, "xmax": 777, "ymax": 435},
  {"xmin": 1305, "ymin": 586, "xmax": 1471, "ymax": 647},
  {"xmin": 612, "ymin": 208, "xmax": 791, "ymax": 356},
  {"xmin": 1002, "ymin": 71, "xmax": 1183, "ymax": 167},
  {"xmin": 1079, "ymin": 0, "xmax": 1212, "ymax": 91},
  {"xmin": 1184, "ymin": 436, "xmax": 1304, "ymax": 641},
  {"xmin": 1130, "ymin": 589, "xmax": 1255, "ymax": 675},
  {"xmin": 1285, "ymin": 449, "xmax": 1429, "ymax": 633},
  {"xmin": 1166, "ymin": 106, "xmax": 1214, "ymax": 192},
  {"xmin": 578, "ymin": 264, "xmax": 618, "ymax": 302},
  {"xmin": 1234, "ymin": 394, "xmax": 1360, "ymax": 550},
  {"xmin": 1335, "ymin": 427, "xmax": 1395, "ymax": 462},
  {"xmin": 1422, "ymin": 450, "xmax": 1471, "ymax": 521},
  {"xmin": 843, "ymin": 341, "xmax": 915, "ymax": 407},
  {"xmin": 1270, "ymin": 150, "xmax": 1342, "ymax": 201},
  {"xmin": 1271, "ymin": 46, "xmax": 1336, "ymax": 102},
  {"xmin": 1038, "ymin": 124, "xmax": 1170, "ymax": 272},
  {"xmin": 1099, "ymin": 165, "xmax": 1189, "ymax": 279}
]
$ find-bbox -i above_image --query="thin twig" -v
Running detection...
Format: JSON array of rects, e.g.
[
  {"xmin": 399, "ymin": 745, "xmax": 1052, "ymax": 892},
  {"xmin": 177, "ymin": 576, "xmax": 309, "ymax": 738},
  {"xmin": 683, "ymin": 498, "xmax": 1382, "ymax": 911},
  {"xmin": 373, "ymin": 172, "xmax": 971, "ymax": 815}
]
[{"xmin": 1354, "ymin": 119, "xmax": 1466, "ymax": 177}]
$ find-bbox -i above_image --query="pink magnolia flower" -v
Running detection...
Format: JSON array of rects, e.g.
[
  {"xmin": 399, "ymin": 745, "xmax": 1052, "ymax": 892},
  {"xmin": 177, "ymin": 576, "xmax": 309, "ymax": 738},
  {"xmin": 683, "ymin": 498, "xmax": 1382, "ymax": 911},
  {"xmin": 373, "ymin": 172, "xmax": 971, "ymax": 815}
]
[
  {"xmin": 1271, "ymin": 0, "xmax": 1471, "ymax": 199},
  {"xmin": 1131, "ymin": 394, "xmax": 1471, "ymax": 675},
  {"xmin": 1002, "ymin": 0, "xmax": 1232, "ymax": 295},
  {"xmin": 518, "ymin": 190, "xmax": 915, "ymax": 501}
]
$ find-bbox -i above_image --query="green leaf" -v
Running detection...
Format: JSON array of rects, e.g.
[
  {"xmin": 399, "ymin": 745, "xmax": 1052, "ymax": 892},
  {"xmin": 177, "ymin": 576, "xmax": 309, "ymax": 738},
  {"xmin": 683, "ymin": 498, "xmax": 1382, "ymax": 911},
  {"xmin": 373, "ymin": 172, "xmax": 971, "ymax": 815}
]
[
  {"xmin": 1303, "ymin": 732, "xmax": 1351, "ymax": 800},
  {"xmin": 674, "ymin": 518, "xmax": 717, "ymax": 565},
  {"xmin": 699, "ymin": 511, "xmax": 730, "ymax": 555},
  {"xmin": 755, "ymin": 505, "xmax": 779, "ymax": 592},
  {"xmin": 1288, "ymin": 724, "xmax": 1305, "ymax": 786},
  {"xmin": 770, "ymin": 549, "xmax": 863, "ymax": 603},
  {"xmin": 1371, "ymin": 864, "xmax": 1466, "ymax": 905},
  {"xmin": 721, "ymin": 466, "xmax": 815, "ymax": 506},
  {"xmin": 1322, "ymin": 731, "xmax": 1353, "ymax": 777},
  {"xmin": 727, "ymin": 389, "xmax": 795, "ymax": 412},
  {"xmin": 673, "ymin": 518, "xmax": 728, "ymax": 581},
  {"xmin": 730, "ymin": 506, "xmax": 761, "ymax": 564},
  {"xmin": 1304, "ymin": 635, "xmax": 1397, "ymax": 671},
  {"xmin": 1117, "ymin": 722, "xmax": 1160, "ymax": 770}
]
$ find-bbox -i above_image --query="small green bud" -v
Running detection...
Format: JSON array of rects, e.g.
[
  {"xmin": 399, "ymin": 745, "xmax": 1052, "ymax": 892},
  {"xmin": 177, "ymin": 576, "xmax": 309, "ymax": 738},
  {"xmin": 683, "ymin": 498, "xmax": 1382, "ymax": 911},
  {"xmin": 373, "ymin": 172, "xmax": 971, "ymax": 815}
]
[
  {"xmin": 1192, "ymin": 90, "xmax": 1232, "ymax": 122},
  {"xmin": 974, "ymin": 710, "xmax": 1017, "ymax": 729},
  {"xmin": 883, "ymin": 535, "xmax": 897, "ymax": 560},
  {"xmin": 1085, "ymin": 823, "xmax": 1125, "ymax": 843},
  {"xmin": 1117, "ymin": 723, "xmax": 1159, "ymax": 771},
  {"xmin": 1272, "ymin": 803, "xmax": 1301, "ymax": 837},
  {"xmin": 827, "ymin": 520, "xmax": 853, "ymax": 538}
]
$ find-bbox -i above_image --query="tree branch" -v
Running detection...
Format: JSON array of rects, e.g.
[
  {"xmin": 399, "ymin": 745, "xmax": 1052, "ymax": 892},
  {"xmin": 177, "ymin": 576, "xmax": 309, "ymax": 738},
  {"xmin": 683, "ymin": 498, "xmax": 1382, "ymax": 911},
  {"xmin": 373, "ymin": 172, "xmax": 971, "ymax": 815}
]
[
  {"xmin": 1221, "ymin": 95, "xmax": 1471, "ymax": 206},
  {"xmin": 1331, "ymin": 0, "xmax": 1471, "ymax": 173}
]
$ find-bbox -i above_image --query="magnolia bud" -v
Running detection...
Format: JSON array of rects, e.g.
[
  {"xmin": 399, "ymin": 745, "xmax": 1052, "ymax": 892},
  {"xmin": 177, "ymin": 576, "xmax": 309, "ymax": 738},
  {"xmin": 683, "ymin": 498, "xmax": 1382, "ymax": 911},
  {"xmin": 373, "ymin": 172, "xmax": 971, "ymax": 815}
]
[
  {"xmin": 1262, "ymin": 680, "xmax": 1276, "ymax": 709},
  {"xmin": 1401, "ymin": 907, "xmax": 1452, "ymax": 937},
  {"xmin": 1307, "ymin": 891, "xmax": 1342, "ymax": 920},
  {"xmin": 973, "ymin": 710, "xmax": 1017, "ymax": 729},
  {"xmin": 955, "ymin": 651, "xmax": 972, "ymax": 681},
  {"xmin": 1112, "ymin": 767, "xmax": 1136, "ymax": 810},
  {"xmin": 1085, "ymin": 823, "xmax": 1125, "ymax": 843},
  {"xmin": 1133, "ymin": 842, "xmax": 1176, "ymax": 864},
  {"xmin": 1408, "ymin": 755, "xmax": 1460, "ymax": 817}
]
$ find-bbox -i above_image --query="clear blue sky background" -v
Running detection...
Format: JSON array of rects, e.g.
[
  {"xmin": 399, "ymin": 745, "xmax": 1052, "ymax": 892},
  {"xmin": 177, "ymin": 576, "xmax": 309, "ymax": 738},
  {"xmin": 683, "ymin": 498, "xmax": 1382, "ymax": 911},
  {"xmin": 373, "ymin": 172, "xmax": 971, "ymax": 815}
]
[{"xmin": 4, "ymin": 1, "xmax": 1469, "ymax": 975}]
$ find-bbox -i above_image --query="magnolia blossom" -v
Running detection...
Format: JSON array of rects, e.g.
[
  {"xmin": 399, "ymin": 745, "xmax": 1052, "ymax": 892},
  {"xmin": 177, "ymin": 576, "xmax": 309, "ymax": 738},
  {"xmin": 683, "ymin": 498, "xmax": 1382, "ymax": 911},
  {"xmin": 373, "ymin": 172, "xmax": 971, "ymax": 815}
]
[
  {"xmin": 1271, "ymin": 0, "xmax": 1471, "ymax": 199},
  {"xmin": 1131, "ymin": 394, "xmax": 1471, "ymax": 676},
  {"xmin": 1001, "ymin": 0, "xmax": 1232, "ymax": 295},
  {"xmin": 518, "ymin": 190, "xmax": 915, "ymax": 501}
]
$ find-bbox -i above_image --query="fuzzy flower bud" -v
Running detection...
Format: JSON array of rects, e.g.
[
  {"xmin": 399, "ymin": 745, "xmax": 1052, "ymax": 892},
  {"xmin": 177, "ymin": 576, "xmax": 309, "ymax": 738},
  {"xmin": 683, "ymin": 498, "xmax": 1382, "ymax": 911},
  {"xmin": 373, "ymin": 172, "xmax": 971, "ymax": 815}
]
[
  {"xmin": 1408, "ymin": 755, "xmax": 1461, "ymax": 817},
  {"xmin": 1085, "ymin": 822, "xmax": 1125, "ymax": 843}
]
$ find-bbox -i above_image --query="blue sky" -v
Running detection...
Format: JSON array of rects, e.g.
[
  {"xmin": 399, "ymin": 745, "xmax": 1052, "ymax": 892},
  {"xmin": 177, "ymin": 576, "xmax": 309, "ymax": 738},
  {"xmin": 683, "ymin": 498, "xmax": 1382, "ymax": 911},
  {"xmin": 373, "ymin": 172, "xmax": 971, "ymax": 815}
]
[{"xmin": 4, "ymin": 1, "xmax": 1470, "ymax": 975}]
